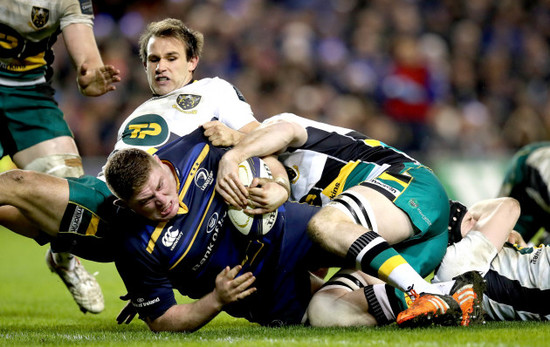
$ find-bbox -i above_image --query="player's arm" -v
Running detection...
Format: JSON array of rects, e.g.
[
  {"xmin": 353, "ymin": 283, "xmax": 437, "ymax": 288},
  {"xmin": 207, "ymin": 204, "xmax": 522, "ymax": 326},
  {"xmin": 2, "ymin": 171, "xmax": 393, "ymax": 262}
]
[
  {"xmin": 62, "ymin": 23, "xmax": 121, "ymax": 96},
  {"xmin": 145, "ymin": 265, "xmax": 256, "ymax": 332},
  {"xmin": 203, "ymin": 120, "xmax": 260, "ymax": 147},
  {"xmin": 216, "ymin": 120, "xmax": 307, "ymax": 208},
  {"xmin": 467, "ymin": 197, "xmax": 521, "ymax": 252}
]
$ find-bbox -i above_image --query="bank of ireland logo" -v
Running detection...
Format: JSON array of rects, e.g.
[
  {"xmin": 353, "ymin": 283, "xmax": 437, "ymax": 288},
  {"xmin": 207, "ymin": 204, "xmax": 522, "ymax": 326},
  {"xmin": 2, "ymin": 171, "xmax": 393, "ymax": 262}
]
[
  {"xmin": 176, "ymin": 94, "xmax": 201, "ymax": 110},
  {"xmin": 122, "ymin": 114, "xmax": 169, "ymax": 146}
]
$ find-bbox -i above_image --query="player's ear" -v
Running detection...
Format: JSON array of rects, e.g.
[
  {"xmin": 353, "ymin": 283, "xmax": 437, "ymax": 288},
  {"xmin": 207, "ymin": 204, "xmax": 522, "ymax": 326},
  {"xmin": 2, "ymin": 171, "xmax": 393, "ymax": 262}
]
[{"xmin": 153, "ymin": 154, "xmax": 163, "ymax": 165}]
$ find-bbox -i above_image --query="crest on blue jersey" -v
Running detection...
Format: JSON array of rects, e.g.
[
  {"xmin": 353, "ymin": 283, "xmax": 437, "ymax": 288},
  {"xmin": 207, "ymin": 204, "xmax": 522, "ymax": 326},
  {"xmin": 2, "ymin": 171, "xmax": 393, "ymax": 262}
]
[
  {"xmin": 31, "ymin": 7, "xmax": 49, "ymax": 29},
  {"xmin": 176, "ymin": 94, "xmax": 201, "ymax": 110}
]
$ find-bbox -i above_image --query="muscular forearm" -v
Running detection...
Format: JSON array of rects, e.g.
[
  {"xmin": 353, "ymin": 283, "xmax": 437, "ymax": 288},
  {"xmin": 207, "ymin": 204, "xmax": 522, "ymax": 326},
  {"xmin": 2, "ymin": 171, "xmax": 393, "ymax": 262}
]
[
  {"xmin": 146, "ymin": 266, "xmax": 256, "ymax": 333},
  {"xmin": 227, "ymin": 120, "xmax": 307, "ymax": 163},
  {"xmin": 62, "ymin": 23, "xmax": 104, "ymax": 71},
  {"xmin": 146, "ymin": 292, "xmax": 223, "ymax": 332}
]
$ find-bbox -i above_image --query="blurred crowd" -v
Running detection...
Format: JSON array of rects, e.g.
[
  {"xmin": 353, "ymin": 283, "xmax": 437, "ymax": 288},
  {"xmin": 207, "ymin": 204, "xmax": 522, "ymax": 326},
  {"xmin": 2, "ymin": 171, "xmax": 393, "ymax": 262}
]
[{"xmin": 51, "ymin": 0, "xmax": 550, "ymax": 161}]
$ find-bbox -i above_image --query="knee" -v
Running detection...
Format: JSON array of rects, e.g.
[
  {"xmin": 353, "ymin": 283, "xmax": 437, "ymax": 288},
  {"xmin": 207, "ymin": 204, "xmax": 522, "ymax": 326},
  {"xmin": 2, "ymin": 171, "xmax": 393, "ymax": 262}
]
[
  {"xmin": 23, "ymin": 154, "xmax": 83, "ymax": 178},
  {"xmin": 307, "ymin": 210, "xmax": 337, "ymax": 244},
  {"xmin": 307, "ymin": 291, "xmax": 377, "ymax": 327},
  {"xmin": 0, "ymin": 169, "xmax": 44, "ymax": 192},
  {"xmin": 307, "ymin": 292, "xmax": 341, "ymax": 327},
  {"xmin": 1, "ymin": 169, "xmax": 33, "ymax": 185}
]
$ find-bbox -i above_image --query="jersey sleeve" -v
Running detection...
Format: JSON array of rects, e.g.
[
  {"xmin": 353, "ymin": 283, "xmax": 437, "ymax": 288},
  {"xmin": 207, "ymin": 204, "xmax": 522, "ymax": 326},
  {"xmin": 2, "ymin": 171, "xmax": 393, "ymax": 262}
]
[
  {"xmin": 59, "ymin": 0, "xmax": 94, "ymax": 30},
  {"xmin": 115, "ymin": 239, "xmax": 177, "ymax": 321},
  {"xmin": 212, "ymin": 78, "xmax": 256, "ymax": 130}
]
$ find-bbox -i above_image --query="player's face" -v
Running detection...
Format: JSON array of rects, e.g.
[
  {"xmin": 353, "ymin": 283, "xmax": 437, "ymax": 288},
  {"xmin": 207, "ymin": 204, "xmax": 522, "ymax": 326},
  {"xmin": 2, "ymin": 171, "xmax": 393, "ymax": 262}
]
[
  {"xmin": 127, "ymin": 158, "xmax": 179, "ymax": 222},
  {"xmin": 145, "ymin": 36, "xmax": 199, "ymax": 96}
]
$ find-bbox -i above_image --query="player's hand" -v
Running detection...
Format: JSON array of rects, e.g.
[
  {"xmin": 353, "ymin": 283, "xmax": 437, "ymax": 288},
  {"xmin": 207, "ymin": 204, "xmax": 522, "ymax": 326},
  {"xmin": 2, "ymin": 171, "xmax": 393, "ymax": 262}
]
[
  {"xmin": 216, "ymin": 153, "xmax": 249, "ymax": 209},
  {"xmin": 116, "ymin": 293, "xmax": 137, "ymax": 324},
  {"xmin": 203, "ymin": 121, "xmax": 244, "ymax": 147},
  {"xmin": 508, "ymin": 230, "xmax": 527, "ymax": 247},
  {"xmin": 244, "ymin": 178, "xmax": 287, "ymax": 214},
  {"xmin": 213, "ymin": 265, "xmax": 256, "ymax": 307},
  {"xmin": 77, "ymin": 63, "xmax": 121, "ymax": 97}
]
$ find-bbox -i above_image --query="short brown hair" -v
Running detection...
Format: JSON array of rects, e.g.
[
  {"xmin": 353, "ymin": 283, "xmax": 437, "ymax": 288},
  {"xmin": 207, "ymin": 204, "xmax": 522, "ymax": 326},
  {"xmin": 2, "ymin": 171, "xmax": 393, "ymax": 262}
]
[
  {"xmin": 104, "ymin": 148, "xmax": 157, "ymax": 201},
  {"xmin": 138, "ymin": 18, "xmax": 204, "ymax": 64}
]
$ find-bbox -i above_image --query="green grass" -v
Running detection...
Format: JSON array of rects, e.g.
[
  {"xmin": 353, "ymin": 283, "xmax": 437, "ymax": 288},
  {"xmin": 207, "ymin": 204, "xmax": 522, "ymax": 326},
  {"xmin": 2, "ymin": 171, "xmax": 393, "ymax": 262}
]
[{"xmin": 0, "ymin": 229, "xmax": 548, "ymax": 346}]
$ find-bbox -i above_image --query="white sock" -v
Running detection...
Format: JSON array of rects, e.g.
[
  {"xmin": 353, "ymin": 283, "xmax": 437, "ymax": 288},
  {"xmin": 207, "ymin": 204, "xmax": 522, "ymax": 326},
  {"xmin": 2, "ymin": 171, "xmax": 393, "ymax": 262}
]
[{"xmin": 431, "ymin": 280, "xmax": 456, "ymax": 295}]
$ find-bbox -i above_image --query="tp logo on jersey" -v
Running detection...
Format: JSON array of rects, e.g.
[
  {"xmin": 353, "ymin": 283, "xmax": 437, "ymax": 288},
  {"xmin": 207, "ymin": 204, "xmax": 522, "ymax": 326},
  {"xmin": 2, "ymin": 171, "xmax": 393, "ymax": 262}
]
[
  {"xmin": 176, "ymin": 94, "xmax": 201, "ymax": 110},
  {"xmin": 122, "ymin": 114, "xmax": 169, "ymax": 146},
  {"xmin": 31, "ymin": 7, "xmax": 49, "ymax": 29}
]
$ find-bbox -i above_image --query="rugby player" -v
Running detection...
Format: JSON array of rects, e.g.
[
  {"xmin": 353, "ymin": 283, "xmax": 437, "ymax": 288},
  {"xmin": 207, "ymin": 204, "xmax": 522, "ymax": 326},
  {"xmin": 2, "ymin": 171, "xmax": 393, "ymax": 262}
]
[
  {"xmin": 103, "ymin": 129, "xmax": 328, "ymax": 331},
  {"xmin": 434, "ymin": 198, "xmax": 550, "ymax": 321},
  {"xmin": 215, "ymin": 113, "xmax": 483, "ymax": 327},
  {"xmin": 1, "ymin": 0, "xmax": 121, "ymax": 314}
]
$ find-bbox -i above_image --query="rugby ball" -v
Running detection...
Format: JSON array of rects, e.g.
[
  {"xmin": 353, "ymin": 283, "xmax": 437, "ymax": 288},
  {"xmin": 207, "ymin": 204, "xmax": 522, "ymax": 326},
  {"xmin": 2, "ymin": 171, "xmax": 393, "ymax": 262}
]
[{"xmin": 227, "ymin": 158, "xmax": 278, "ymax": 238}]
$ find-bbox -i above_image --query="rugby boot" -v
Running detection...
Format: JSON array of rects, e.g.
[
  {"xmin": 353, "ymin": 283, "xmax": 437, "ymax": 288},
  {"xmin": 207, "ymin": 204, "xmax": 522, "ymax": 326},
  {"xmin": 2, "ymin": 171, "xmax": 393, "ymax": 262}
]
[
  {"xmin": 450, "ymin": 271, "xmax": 487, "ymax": 326},
  {"xmin": 46, "ymin": 249, "xmax": 104, "ymax": 314}
]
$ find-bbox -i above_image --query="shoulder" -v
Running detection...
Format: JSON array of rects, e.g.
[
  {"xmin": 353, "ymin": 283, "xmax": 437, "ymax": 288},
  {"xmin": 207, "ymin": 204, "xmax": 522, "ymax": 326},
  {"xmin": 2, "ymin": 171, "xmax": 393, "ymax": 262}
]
[{"xmin": 59, "ymin": 0, "xmax": 94, "ymax": 29}]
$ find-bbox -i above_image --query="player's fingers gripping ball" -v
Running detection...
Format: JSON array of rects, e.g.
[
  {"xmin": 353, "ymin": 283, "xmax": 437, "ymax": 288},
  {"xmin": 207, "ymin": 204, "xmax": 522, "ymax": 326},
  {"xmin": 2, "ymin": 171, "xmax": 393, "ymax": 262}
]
[{"xmin": 227, "ymin": 158, "xmax": 278, "ymax": 238}]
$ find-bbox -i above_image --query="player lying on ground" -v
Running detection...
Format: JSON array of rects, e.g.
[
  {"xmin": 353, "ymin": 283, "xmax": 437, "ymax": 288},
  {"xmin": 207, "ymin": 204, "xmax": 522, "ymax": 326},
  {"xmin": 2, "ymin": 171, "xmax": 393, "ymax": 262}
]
[
  {"xmin": 0, "ymin": 17, "xmax": 260, "ymax": 317},
  {"xmin": 213, "ymin": 113, "xmax": 485, "ymax": 327},
  {"xmin": 434, "ymin": 198, "xmax": 550, "ymax": 321},
  {"xmin": 104, "ymin": 129, "xmax": 481, "ymax": 332}
]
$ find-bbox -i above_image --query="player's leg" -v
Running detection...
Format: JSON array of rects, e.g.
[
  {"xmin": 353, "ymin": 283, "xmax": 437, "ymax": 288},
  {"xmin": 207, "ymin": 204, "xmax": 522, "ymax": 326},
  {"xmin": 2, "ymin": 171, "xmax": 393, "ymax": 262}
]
[
  {"xmin": 0, "ymin": 169, "xmax": 70, "ymax": 235},
  {"xmin": 307, "ymin": 269, "xmax": 381, "ymax": 327},
  {"xmin": 307, "ymin": 184, "xmax": 445, "ymax": 296},
  {"xmin": 0, "ymin": 205, "xmax": 43, "ymax": 239},
  {"xmin": 8, "ymin": 84, "xmax": 103, "ymax": 314}
]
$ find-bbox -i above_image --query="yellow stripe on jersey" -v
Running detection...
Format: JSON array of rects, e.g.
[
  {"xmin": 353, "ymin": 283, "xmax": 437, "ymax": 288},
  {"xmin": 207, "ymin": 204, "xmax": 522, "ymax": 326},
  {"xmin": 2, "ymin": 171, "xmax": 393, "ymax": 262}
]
[
  {"xmin": 377, "ymin": 254, "xmax": 408, "ymax": 282},
  {"xmin": 85, "ymin": 215, "xmax": 100, "ymax": 236},
  {"xmin": 322, "ymin": 160, "xmax": 361, "ymax": 200},
  {"xmin": 147, "ymin": 221, "xmax": 167, "ymax": 254},
  {"xmin": 378, "ymin": 171, "xmax": 409, "ymax": 188},
  {"xmin": 169, "ymin": 191, "xmax": 217, "ymax": 270},
  {"xmin": 363, "ymin": 139, "xmax": 383, "ymax": 147},
  {"xmin": 178, "ymin": 145, "xmax": 210, "ymax": 203},
  {"xmin": 22, "ymin": 53, "xmax": 47, "ymax": 71},
  {"xmin": 146, "ymin": 144, "xmax": 210, "ymax": 254}
]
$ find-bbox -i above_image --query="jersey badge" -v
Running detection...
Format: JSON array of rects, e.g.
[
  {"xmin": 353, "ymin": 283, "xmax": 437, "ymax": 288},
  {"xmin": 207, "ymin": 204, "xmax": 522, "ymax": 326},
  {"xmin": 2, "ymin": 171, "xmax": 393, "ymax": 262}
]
[
  {"xmin": 176, "ymin": 94, "xmax": 201, "ymax": 111},
  {"xmin": 31, "ymin": 7, "xmax": 49, "ymax": 29},
  {"xmin": 194, "ymin": 168, "xmax": 214, "ymax": 191},
  {"xmin": 161, "ymin": 226, "xmax": 181, "ymax": 250},
  {"xmin": 285, "ymin": 165, "xmax": 300, "ymax": 184}
]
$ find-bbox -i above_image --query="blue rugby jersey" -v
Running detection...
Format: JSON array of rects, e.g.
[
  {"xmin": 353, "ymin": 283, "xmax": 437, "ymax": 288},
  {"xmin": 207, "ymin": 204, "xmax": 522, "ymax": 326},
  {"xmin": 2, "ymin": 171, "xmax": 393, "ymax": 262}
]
[{"xmin": 114, "ymin": 128, "xmax": 325, "ymax": 326}]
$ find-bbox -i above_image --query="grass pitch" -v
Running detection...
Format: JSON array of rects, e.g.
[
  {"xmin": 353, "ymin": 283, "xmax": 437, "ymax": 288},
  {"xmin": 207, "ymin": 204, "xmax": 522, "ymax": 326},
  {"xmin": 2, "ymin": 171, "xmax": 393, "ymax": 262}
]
[{"xmin": 0, "ymin": 228, "xmax": 547, "ymax": 346}]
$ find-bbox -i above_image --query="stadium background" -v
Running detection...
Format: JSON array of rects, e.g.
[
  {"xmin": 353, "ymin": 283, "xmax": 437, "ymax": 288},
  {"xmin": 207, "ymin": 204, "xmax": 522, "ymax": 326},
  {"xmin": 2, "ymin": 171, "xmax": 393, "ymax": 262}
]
[
  {"xmin": 0, "ymin": 2, "xmax": 547, "ymax": 342},
  {"xmin": 4, "ymin": 0, "xmax": 549, "ymax": 206}
]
